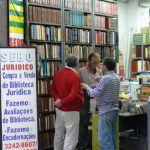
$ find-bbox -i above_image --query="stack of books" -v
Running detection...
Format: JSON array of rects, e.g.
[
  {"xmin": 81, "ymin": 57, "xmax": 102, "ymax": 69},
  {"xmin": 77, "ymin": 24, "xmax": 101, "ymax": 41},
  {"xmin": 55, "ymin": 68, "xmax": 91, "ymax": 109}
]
[{"xmin": 133, "ymin": 33, "xmax": 147, "ymax": 45}]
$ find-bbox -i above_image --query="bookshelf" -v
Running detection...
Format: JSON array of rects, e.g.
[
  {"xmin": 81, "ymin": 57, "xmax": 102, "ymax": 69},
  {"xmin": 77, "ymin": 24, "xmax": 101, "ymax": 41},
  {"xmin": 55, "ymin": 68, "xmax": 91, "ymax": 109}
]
[
  {"xmin": 94, "ymin": 0, "xmax": 118, "ymax": 62},
  {"xmin": 25, "ymin": 0, "xmax": 119, "ymax": 149},
  {"xmin": 26, "ymin": 1, "xmax": 62, "ymax": 150},
  {"xmin": 131, "ymin": 44, "xmax": 150, "ymax": 78}
]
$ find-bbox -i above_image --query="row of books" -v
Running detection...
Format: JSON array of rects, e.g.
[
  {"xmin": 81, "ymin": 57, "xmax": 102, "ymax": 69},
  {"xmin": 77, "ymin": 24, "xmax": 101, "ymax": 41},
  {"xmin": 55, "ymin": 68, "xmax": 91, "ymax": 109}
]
[
  {"xmin": 29, "ymin": 0, "xmax": 61, "ymax": 7},
  {"xmin": 64, "ymin": 0, "xmax": 91, "ymax": 11},
  {"xmin": 132, "ymin": 60, "xmax": 150, "ymax": 72},
  {"xmin": 65, "ymin": 45, "xmax": 92, "ymax": 59},
  {"xmin": 133, "ymin": 34, "xmax": 147, "ymax": 45},
  {"xmin": 132, "ymin": 46, "xmax": 150, "ymax": 58},
  {"xmin": 38, "ymin": 98, "xmax": 55, "ymax": 112},
  {"xmin": 40, "ymin": 62, "xmax": 60, "ymax": 77},
  {"xmin": 35, "ymin": 44, "xmax": 61, "ymax": 59},
  {"xmin": 95, "ymin": 0, "xmax": 117, "ymax": 16},
  {"xmin": 145, "ymin": 47, "xmax": 150, "ymax": 58},
  {"xmin": 95, "ymin": 31, "xmax": 118, "ymax": 45},
  {"xmin": 95, "ymin": 47, "xmax": 116, "ymax": 61},
  {"xmin": 39, "ymin": 115, "xmax": 55, "ymax": 131},
  {"xmin": 105, "ymin": 17, "xmax": 117, "ymax": 30},
  {"xmin": 65, "ymin": 11, "xmax": 92, "ymax": 27},
  {"xmin": 29, "ymin": 6, "xmax": 61, "ymax": 24},
  {"xmin": 144, "ymin": 61, "xmax": 150, "ymax": 71},
  {"xmin": 65, "ymin": 28, "xmax": 91, "ymax": 43},
  {"xmin": 39, "ymin": 133, "xmax": 54, "ymax": 148},
  {"xmin": 38, "ymin": 80, "xmax": 50, "ymax": 95},
  {"xmin": 30, "ymin": 25, "xmax": 61, "ymax": 41},
  {"xmin": 95, "ymin": 16, "xmax": 117, "ymax": 30},
  {"xmin": 132, "ymin": 45, "xmax": 142, "ymax": 58}
]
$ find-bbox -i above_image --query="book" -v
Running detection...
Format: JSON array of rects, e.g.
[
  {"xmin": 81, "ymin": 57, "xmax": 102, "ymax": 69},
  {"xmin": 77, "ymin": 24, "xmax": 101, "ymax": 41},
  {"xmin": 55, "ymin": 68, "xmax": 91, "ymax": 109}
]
[
  {"xmin": 65, "ymin": 28, "xmax": 91, "ymax": 43},
  {"xmin": 30, "ymin": 25, "xmax": 61, "ymax": 41},
  {"xmin": 29, "ymin": 6, "xmax": 61, "ymax": 24},
  {"xmin": 29, "ymin": 0, "xmax": 61, "ymax": 7},
  {"xmin": 65, "ymin": 45, "xmax": 92, "ymax": 59},
  {"xmin": 65, "ymin": 10, "xmax": 92, "ymax": 27},
  {"xmin": 40, "ymin": 61, "xmax": 60, "ymax": 77},
  {"xmin": 64, "ymin": 0, "xmax": 91, "ymax": 12},
  {"xmin": 95, "ymin": 0, "xmax": 117, "ymax": 16},
  {"xmin": 95, "ymin": 46, "xmax": 116, "ymax": 61}
]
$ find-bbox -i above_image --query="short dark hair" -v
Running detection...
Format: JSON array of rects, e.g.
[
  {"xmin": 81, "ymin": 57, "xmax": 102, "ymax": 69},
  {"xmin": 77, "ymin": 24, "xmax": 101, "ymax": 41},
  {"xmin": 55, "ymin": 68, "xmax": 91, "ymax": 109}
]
[
  {"xmin": 88, "ymin": 52, "xmax": 100, "ymax": 62},
  {"xmin": 66, "ymin": 54, "xmax": 78, "ymax": 68},
  {"xmin": 103, "ymin": 58, "xmax": 116, "ymax": 71}
]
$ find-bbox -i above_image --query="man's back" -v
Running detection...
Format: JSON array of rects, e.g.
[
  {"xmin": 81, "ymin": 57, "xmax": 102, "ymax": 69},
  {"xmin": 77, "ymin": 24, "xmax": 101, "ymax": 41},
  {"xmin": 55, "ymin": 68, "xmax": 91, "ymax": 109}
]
[
  {"xmin": 50, "ymin": 67, "xmax": 83, "ymax": 111},
  {"xmin": 97, "ymin": 72, "xmax": 120, "ymax": 115}
]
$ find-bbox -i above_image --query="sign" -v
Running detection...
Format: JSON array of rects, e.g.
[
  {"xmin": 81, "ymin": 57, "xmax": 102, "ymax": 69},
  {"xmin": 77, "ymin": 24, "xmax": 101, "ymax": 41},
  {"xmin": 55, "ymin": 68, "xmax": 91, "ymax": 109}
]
[
  {"xmin": 0, "ymin": 48, "xmax": 38, "ymax": 150},
  {"xmin": 9, "ymin": 0, "xmax": 24, "ymax": 47}
]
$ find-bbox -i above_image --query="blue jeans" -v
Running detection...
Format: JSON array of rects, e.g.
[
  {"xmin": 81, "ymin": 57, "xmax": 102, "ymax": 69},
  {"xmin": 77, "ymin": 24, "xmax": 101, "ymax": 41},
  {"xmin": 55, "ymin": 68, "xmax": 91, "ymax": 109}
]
[{"xmin": 98, "ymin": 110, "xmax": 118, "ymax": 150}]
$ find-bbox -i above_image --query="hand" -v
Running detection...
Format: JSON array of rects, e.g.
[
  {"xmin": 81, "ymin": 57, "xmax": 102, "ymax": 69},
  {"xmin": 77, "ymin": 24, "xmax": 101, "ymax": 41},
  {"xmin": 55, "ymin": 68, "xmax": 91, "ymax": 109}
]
[
  {"xmin": 81, "ymin": 83, "xmax": 89, "ymax": 90},
  {"xmin": 95, "ymin": 76, "xmax": 101, "ymax": 82},
  {"xmin": 54, "ymin": 99, "xmax": 62, "ymax": 108}
]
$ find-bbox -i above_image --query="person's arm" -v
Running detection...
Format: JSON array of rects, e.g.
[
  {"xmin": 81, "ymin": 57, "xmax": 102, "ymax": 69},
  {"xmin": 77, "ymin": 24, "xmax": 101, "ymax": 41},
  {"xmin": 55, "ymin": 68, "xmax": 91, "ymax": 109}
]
[
  {"xmin": 50, "ymin": 78, "xmax": 59, "ymax": 100},
  {"xmin": 87, "ymin": 77, "xmax": 109, "ymax": 97},
  {"xmin": 61, "ymin": 76, "xmax": 81, "ymax": 106}
]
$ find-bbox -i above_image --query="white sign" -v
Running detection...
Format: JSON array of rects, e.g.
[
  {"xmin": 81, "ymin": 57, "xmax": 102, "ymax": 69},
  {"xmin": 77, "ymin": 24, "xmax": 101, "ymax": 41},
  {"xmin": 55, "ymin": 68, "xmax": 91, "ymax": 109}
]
[{"xmin": 0, "ymin": 48, "xmax": 38, "ymax": 150}]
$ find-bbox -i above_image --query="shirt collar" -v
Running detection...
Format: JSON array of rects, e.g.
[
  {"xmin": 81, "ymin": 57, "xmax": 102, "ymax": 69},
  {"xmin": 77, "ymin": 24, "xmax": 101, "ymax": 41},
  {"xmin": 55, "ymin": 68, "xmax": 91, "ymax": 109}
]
[
  {"xmin": 104, "ymin": 71, "xmax": 114, "ymax": 75},
  {"xmin": 65, "ymin": 66, "xmax": 77, "ymax": 73}
]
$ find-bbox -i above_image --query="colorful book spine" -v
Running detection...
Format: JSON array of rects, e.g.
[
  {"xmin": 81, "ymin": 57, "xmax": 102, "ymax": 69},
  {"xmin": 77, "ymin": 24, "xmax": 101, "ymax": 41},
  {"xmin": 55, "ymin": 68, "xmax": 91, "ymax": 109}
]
[
  {"xmin": 95, "ymin": 0, "xmax": 117, "ymax": 16},
  {"xmin": 64, "ymin": 0, "xmax": 91, "ymax": 12},
  {"xmin": 38, "ymin": 97, "xmax": 55, "ymax": 112},
  {"xmin": 30, "ymin": 25, "xmax": 61, "ymax": 41},
  {"xmin": 65, "ymin": 10, "xmax": 92, "ymax": 27},
  {"xmin": 95, "ymin": 31, "xmax": 118, "ymax": 45},
  {"xmin": 95, "ymin": 47, "xmax": 116, "ymax": 61},
  {"xmin": 40, "ymin": 62, "xmax": 60, "ymax": 77},
  {"xmin": 65, "ymin": 45, "xmax": 92, "ymax": 59},
  {"xmin": 65, "ymin": 28, "xmax": 91, "ymax": 43}
]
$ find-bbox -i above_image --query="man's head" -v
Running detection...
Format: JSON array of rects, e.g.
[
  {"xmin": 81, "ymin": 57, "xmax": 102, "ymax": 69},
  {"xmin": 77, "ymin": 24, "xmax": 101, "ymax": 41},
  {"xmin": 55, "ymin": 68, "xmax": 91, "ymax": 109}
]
[
  {"xmin": 102, "ymin": 58, "xmax": 116, "ymax": 74},
  {"xmin": 88, "ymin": 52, "xmax": 100, "ymax": 71},
  {"xmin": 66, "ymin": 54, "xmax": 79, "ymax": 68}
]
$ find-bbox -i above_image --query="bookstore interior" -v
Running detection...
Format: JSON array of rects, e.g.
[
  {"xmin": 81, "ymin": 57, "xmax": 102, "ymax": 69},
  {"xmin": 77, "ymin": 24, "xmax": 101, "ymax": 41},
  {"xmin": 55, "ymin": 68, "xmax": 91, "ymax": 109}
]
[{"xmin": 0, "ymin": 0, "xmax": 150, "ymax": 150}]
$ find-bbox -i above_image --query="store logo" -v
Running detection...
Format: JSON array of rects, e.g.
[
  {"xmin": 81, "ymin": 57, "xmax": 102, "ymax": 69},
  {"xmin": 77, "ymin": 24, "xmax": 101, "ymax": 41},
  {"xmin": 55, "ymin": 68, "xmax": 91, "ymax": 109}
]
[{"xmin": 0, "ymin": 0, "xmax": 4, "ymax": 8}]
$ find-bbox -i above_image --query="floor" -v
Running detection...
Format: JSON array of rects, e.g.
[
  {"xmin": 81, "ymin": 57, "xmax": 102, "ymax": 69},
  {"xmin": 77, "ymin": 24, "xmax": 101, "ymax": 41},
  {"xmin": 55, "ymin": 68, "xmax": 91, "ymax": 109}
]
[{"xmin": 120, "ymin": 131, "xmax": 147, "ymax": 150}]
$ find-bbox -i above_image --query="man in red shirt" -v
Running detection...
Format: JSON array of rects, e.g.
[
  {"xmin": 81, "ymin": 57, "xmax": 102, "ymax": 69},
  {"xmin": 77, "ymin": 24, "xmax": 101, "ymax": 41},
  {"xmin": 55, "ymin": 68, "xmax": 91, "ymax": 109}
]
[{"xmin": 50, "ymin": 55, "xmax": 84, "ymax": 150}]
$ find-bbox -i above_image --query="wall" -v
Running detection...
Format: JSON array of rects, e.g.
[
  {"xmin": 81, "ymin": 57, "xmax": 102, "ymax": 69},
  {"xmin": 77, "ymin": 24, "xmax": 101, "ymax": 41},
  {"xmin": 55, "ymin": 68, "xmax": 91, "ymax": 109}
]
[
  {"xmin": 118, "ymin": 1, "xmax": 128, "ymax": 76},
  {"xmin": 118, "ymin": 0, "xmax": 149, "ymax": 77},
  {"xmin": 0, "ymin": 0, "xmax": 8, "ymax": 46}
]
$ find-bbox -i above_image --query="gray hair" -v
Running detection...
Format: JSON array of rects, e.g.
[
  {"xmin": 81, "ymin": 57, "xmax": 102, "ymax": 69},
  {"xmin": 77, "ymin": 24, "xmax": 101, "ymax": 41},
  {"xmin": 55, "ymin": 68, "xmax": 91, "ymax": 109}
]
[{"xmin": 66, "ymin": 54, "xmax": 78, "ymax": 68}]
